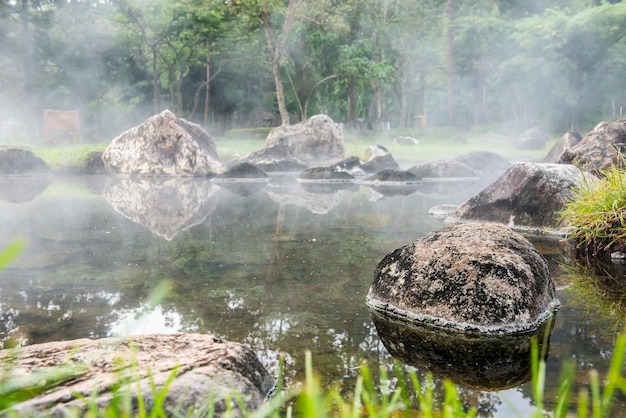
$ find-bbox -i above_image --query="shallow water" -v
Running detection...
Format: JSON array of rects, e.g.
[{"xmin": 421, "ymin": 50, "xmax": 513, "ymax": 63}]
[{"xmin": 0, "ymin": 175, "xmax": 624, "ymax": 416}]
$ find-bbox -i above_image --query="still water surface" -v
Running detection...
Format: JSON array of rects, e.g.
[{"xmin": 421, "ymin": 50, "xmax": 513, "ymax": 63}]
[{"xmin": 0, "ymin": 174, "xmax": 623, "ymax": 416}]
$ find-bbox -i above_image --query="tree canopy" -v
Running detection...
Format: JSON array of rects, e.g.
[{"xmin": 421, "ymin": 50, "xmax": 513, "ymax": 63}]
[{"xmin": 1, "ymin": 0, "xmax": 626, "ymax": 140}]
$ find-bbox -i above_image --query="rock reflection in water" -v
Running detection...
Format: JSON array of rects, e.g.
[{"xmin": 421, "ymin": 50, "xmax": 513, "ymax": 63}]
[
  {"xmin": 104, "ymin": 176, "xmax": 219, "ymax": 240},
  {"xmin": 265, "ymin": 177, "xmax": 353, "ymax": 214},
  {"xmin": 0, "ymin": 176, "xmax": 51, "ymax": 203},
  {"xmin": 212, "ymin": 179, "xmax": 269, "ymax": 197},
  {"xmin": 371, "ymin": 312, "xmax": 554, "ymax": 391}
]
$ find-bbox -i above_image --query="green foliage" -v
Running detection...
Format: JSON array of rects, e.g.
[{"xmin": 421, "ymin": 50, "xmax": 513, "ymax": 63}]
[
  {"xmin": 560, "ymin": 160, "xmax": 626, "ymax": 257},
  {"xmin": 4, "ymin": 0, "xmax": 626, "ymax": 139},
  {"xmin": 3, "ymin": 328, "xmax": 626, "ymax": 417}
]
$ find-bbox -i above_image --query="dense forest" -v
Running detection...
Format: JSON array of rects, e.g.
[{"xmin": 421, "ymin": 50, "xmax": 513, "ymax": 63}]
[{"xmin": 1, "ymin": 0, "xmax": 626, "ymax": 142}]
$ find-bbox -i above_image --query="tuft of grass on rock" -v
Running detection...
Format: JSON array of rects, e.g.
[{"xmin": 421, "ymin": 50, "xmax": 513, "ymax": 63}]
[{"xmin": 560, "ymin": 160, "xmax": 626, "ymax": 260}]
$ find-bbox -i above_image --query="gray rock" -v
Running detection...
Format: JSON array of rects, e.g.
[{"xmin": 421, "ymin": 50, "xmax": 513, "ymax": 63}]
[
  {"xmin": 447, "ymin": 162, "xmax": 592, "ymax": 230},
  {"xmin": 558, "ymin": 119, "xmax": 626, "ymax": 175},
  {"xmin": 408, "ymin": 159, "xmax": 476, "ymax": 179},
  {"xmin": 543, "ymin": 131, "xmax": 582, "ymax": 163},
  {"xmin": 453, "ymin": 151, "xmax": 511, "ymax": 174},
  {"xmin": 2, "ymin": 333, "xmax": 274, "ymax": 417},
  {"xmin": 217, "ymin": 162, "xmax": 269, "ymax": 180},
  {"xmin": 363, "ymin": 168, "xmax": 419, "ymax": 183},
  {"xmin": 330, "ymin": 156, "xmax": 363, "ymax": 175},
  {"xmin": 516, "ymin": 126, "xmax": 549, "ymax": 150},
  {"xmin": 299, "ymin": 166, "xmax": 355, "ymax": 181},
  {"xmin": 392, "ymin": 136, "xmax": 418, "ymax": 145},
  {"xmin": 361, "ymin": 145, "xmax": 400, "ymax": 173},
  {"xmin": 0, "ymin": 147, "xmax": 50, "ymax": 175},
  {"xmin": 242, "ymin": 114, "xmax": 344, "ymax": 167},
  {"xmin": 102, "ymin": 110, "xmax": 225, "ymax": 176},
  {"xmin": 366, "ymin": 223, "xmax": 560, "ymax": 334},
  {"xmin": 428, "ymin": 204, "xmax": 458, "ymax": 220}
]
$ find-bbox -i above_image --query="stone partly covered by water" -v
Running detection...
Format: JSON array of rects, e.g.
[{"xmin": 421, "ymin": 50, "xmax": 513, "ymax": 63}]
[
  {"xmin": 102, "ymin": 109, "xmax": 225, "ymax": 176},
  {"xmin": 3, "ymin": 333, "xmax": 274, "ymax": 416},
  {"xmin": 447, "ymin": 162, "xmax": 593, "ymax": 231},
  {"xmin": 366, "ymin": 223, "xmax": 560, "ymax": 334},
  {"xmin": 0, "ymin": 147, "xmax": 50, "ymax": 175},
  {"xmin": 238, "ymin": 114, "xmax": 344, "ymax": 169}
]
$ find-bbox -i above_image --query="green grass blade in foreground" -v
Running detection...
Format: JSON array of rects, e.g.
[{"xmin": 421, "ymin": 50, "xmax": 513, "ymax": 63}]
[{"xmin": 0, "ymin": 239, "xmax": 25, "ymax": 270}]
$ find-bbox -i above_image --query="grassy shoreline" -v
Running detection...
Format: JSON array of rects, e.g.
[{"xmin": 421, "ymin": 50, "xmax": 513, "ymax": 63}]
[{"xmin": 27, "ymin": 126, "xmax": 556, "ymax": 173}]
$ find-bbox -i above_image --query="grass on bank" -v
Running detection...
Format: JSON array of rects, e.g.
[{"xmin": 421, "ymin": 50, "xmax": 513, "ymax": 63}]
[
  {"xmin": 560, "ymin": 159, "xmax": 626, "ymax": 260},
  {"xmin": 28, "ymin": 125, "xmax": 556, "ymax": 172}
]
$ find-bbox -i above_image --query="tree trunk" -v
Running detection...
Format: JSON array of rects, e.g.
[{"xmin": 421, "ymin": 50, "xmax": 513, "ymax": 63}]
[
  {"xmin": 21, "ymin": 0, "xmax": 36, "ymax": 141},
  {"xmin": 151, "ymin": 47, "xmax": 161, "ymax": 114},
  {"xmin": 446, "ymin": 0, "xmax": 456, "ymax": 126},
  {"xmin": 204, "ymin": 39, "xmax": 211, "ymax": 128}
]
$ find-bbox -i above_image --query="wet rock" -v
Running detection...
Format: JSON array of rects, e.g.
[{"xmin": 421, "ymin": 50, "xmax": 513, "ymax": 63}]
[
  {"xmin": 0, "ymin": 147, "xmax": 50, "ymax": 175},
  {"xmin": 366, "ymin": 223, "xmax": 560, "ymax": 334},
  {"xmin": 408, "ymin": 159, "xmax": 476, "ymax": 179},
  {"xmin": 428, "ymin": 204, "xmax": 458, "ymax": 220},
  {"xmin": 448, "ymin": 162, "xmax": 592, "ymax": 230},
  {"xmin": 330, "ymin": 156, "xmax": 364, "ymax": 175},
  {"xmin": 2, "ymin": 333, "xmax": 274, "ymax": 417},
  {"xmin": 217, "ymin": 162, "xmax": 269, "ymax": 180},
  {"xmin": 371, "ymin": 312, "xmax": 553, "ymax": 390},
  {"xmin": 240, "ymin": 115, "xmax": 344, "ymax": 167},
  {"xmin": 299, "ymin": 166, "xmax": 355, "ymax": 181},
  {"xmin": 360, "ymin": 145, "xmax": 400, "ymax": 173},
  {"xmin": 543, "ymin": 131, "xmax": 582, "ymax": 163},
  {"xmin": 516, "ymin": 126, "xmax": 549, "ymax": 150},
  {"xmin": 558, "ymin": 119, "xmax": 626, "ymax": 175},
  {"xmin": 363, "ymin": 168, "xmax": 419, "ymax": 183},
  {"xmin": 249, "ymin": 158, "xmax": 308, "ymax": 173},
  {"xmin": 102, "ymin": 110, "xmax": 224, "ymax": 176}
]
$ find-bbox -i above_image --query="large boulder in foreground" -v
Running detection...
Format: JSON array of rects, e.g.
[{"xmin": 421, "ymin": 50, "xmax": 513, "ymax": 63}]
[
  {"xmin": 558, "ymin": 119, "xmax": 626, "ymax": 175},
  {"xmin": 447, "ymin": 162, "xmax": 591, "ymax": 230},
  {"xmin": 241, "ymin": 114, "xmax": 344, "ymax": 168},
  {"xmin": 366, "ymin": 223, "xmax": 559, "ymax": 334},
  {"xmin": 102, "ymin": 110, "xmax": 225, "ymax": 176},
  {"xmin": 2, "ymin": 333, "xmax": 274, "ymax": 417}
]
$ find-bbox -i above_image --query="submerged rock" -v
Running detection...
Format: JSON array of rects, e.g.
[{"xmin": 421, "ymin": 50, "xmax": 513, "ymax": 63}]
[
  {"xmin": 2, "ymin": 333, "xmax": 274, "ymax": 417},
  {"xmin": 102, "ymin": 110, "xmax": 224, "ymax": 176},
  {"xmin": 366, "ymin": 223, "xmax": 560, "ymax": 334}
]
